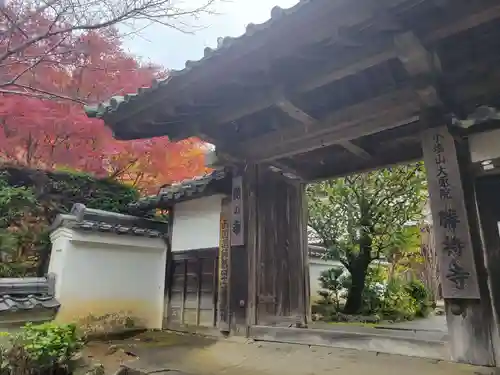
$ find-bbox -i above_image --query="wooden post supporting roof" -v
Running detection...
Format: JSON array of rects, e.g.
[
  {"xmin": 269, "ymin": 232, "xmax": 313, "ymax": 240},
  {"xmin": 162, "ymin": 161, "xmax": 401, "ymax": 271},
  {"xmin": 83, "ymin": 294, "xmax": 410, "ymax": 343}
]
[
  {"xmin": 422, "ymin": 126, "xmax": 496, "ymax": 366},
  {"xmin": 476, "ymin": 175, "xmax": 500, "ymax": 366}
]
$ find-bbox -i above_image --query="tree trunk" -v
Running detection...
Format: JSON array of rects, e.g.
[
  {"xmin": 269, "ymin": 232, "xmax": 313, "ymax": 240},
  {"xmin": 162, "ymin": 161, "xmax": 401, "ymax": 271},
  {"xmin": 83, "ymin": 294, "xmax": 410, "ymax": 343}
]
[
  {"xmin": 344, "ymin": 230, "xmax": 372, "ymax": 314},
  {"xmin": 344, "ymin": 258, "xmax": 370, "ymax": 314},
  {"xmin": 344, "ymin": 201, "xmax": 373, "ymax": 314}
]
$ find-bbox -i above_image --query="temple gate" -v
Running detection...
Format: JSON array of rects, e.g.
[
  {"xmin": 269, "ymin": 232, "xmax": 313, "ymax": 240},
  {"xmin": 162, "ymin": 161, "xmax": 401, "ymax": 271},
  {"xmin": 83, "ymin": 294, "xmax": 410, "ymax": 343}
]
[{"xmin": 85, "ymin": 0, "xmax": 500, "ymax": 366}]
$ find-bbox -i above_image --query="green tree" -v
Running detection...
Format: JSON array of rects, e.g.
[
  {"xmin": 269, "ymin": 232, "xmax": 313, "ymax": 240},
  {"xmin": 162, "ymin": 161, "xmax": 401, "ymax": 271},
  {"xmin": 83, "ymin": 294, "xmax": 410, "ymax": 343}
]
[
  {"xmin": 307, "ymin": 163, "xmax": 427, "ymax": 314},
  {"xmin": 386, "ymin": 225, "xmax": 423, "ymax": 279}
]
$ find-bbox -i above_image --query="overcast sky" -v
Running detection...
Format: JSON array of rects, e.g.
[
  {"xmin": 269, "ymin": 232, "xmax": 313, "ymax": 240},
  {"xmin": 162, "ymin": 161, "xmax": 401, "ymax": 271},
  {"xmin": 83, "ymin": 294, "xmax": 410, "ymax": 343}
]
[{"xmin": 122, "ymin": 0, "xmax": 299, "ymax": 69}]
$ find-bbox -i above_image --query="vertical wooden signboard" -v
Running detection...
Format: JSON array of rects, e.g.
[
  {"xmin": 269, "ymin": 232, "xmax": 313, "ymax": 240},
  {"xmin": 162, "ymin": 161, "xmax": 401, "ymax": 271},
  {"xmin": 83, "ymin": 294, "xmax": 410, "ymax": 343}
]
[
  {"xmin": 218, "ymin": 197, "xmax": 231, "ymax": 332},
  {"xmin": 231, "ymin": 175, "xmax": 245, "ymax": 246},
  {"xmin": 422, "ymin": 127, "xmax": 480, "ymax": 299}
]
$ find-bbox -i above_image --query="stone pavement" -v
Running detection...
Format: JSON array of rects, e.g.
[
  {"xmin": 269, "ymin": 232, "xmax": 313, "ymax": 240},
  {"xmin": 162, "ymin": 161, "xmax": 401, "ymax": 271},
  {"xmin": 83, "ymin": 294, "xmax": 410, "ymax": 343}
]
[
  {"xmin": 377, "ymin": 315, "xmax": 447, "ymax": 333},
  {"xmin": 117, "ymin": 332, "xmax": 495, "ymax": 375}
]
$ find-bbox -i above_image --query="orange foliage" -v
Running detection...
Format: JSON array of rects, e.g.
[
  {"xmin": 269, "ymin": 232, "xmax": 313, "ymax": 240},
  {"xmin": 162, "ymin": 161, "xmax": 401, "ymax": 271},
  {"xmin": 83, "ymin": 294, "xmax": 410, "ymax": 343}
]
[{"xmin": 0, "ymin": 11, "xmax": 209, "ymax": 194}]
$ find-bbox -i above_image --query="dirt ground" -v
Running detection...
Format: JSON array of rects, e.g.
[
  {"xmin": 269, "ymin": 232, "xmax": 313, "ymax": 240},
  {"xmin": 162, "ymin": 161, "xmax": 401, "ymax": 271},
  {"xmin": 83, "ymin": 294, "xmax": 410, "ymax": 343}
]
[{"xmin": 82, "ymin": 331, "xmax": 498, "ymax": 375}]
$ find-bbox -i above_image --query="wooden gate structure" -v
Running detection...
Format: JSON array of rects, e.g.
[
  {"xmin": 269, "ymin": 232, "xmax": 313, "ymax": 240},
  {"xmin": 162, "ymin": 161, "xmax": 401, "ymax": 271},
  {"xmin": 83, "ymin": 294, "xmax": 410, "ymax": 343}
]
[{"xmin": 86, "ymin": 0, "xmax": 500, "ymax": 366}]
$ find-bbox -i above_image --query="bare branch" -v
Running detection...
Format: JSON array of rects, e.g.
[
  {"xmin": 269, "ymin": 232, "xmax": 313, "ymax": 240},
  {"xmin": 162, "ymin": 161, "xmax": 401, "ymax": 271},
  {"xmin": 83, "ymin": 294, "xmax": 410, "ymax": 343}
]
[
  {"xmin": 0, "ymin": 0, "xmax": 221, "ymax": 102},
  {"xmin": 0, "ymin": 85, "xmax": 87, "ymax": 104}
]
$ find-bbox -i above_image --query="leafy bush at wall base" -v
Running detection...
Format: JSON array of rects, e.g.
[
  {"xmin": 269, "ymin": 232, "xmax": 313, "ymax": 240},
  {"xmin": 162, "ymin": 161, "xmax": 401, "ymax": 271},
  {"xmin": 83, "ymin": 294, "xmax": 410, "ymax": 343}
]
[
  {"xmin": 317, "ymin": 264, "xmax": 433, "ymax": 322},
  {"xmin": 0, "ymin": 322, "xmax": 83, "ymax": 375},
  {"xmin": 404, "ymin": 279, "xmax": 433, "ymax": 318},
  {"xmin": 381, "ymin": 279, "xmax": 419, "ymax": 322},
  {"xmin": 0, "ymin": 166, "xmax": 139, "ymax": 277}
]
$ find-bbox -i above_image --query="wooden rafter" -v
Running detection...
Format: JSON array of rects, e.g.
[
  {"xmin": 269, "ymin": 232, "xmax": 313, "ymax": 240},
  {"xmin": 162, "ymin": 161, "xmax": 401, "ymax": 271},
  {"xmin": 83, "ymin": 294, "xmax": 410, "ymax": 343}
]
[
  {"xmin": 275, "ymin": 99, "xmax": 372, "ymax": 160},
  {"xmin": 211, "ymin": 43, "xmax": 396, "ymax": 126},
  {"xmin": 234, "ymin": 88, "xmax": 420, "ymax": 162},
  {"xmin": 425, "ymin": 3, "xmax": 500, "ymax": 43}
]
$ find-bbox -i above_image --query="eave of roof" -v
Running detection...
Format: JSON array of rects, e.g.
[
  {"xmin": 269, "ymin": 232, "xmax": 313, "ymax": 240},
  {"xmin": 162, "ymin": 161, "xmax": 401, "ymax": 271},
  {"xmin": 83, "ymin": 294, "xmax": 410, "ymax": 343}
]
[
  {"xmin": 83, "ymin": 0, "xmax": 319, "ymax": 122},
  {"xmin": 51, "ymin": 203, "xmax": 169, "ymax": 237},
  {"xmin": 128, "ymin": 168, "xmax": 227, "ymax": 212}
]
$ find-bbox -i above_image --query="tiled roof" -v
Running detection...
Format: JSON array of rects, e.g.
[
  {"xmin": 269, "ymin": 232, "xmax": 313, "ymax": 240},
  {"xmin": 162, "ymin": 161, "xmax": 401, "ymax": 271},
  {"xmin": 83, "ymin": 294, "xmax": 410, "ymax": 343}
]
[
  {"xmin": 308, "ymin": 244, "xmax": 327, "ymax": 258},
  {"xmin": 0, "ymin": 275, "xmax": 60, "ymax": 315},
  {"xmin": 51, "ymin": 203, "xmax": 168, "ymax": 237},
  {"xmin": 0, "ymin": 295, "xmax": 60, "ymax": 313},
  {"xmin": 128, "ymin": 169, "xmax": 227, "ymax": 212},
  {"xmin": 84, "ymin": 0, "xmax": 316, "ymax": 120}
]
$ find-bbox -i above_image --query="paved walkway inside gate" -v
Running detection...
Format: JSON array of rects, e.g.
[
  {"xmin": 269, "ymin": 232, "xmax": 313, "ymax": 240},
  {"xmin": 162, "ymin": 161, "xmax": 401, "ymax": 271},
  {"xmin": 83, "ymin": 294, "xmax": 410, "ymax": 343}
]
[
  {"xmin": 84, "ymin": 331, "xmax": 495, "ymax": 375},
  {"xmin": 377, "ymin": 315, "xmax": 447, "ymax": 332}
]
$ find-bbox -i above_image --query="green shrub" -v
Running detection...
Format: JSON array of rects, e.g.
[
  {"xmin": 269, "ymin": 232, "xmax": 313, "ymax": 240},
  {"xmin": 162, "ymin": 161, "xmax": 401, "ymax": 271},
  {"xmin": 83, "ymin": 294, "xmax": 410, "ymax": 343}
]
[
  {"xmin": 365, "ymin": 265, "xmax": 388, "ymax": 285},
  {"xmin": 405, "ymin": 279, "xmax": 432, "ymax": 317},
  {"xmin": 359, "ymin": 266, "xmax": 388, "ymax": 315},
  {"xmin": 361, "ymin": 282, "xmax": 385, "ymax": 315},
  {"xmin": 382, "ymin": 279, "xmax": 418, "ymax": 321},
  {"xmin": 318, "ymin": 266, "xmax": 347, "ymax": 311},
  {"xmin": 0, "ymin": 322, "xmax": 82, "ymax": 375}
]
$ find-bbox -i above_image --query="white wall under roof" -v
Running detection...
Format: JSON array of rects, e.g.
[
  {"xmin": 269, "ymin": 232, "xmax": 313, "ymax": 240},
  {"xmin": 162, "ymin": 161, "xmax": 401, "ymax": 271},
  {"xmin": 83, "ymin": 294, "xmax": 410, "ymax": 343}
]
[
  {"xmin": 171, "ymin": 195, "xmax": 224, "ymax": 251},
  {"xmin": 469, "ymin": 128, "xmax": 500, "ymax": 163},
  {"xmin": 49, "ymin": 228, "xmax": 167, "ymax": 329}
]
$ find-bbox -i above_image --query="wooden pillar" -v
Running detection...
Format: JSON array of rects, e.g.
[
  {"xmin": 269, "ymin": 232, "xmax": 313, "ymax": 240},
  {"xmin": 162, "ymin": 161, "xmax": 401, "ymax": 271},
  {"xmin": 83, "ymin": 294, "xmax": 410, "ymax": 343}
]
[
  {"xmin": 163, "ymin": 206, "xmax": 175, "ymax": 327},
  {"xmin": 422, "ymin": 126, "xmax": 496, "ymax": 366},
  {"xmin": 217, "ymin": 197, "xmax": 231, "ymax": 332},
  {"xmin": 243, "ymin": 164, "xmax": 309, "ymax": 327},
  {"xmin": 475, "ymin": 175, "xmax": 500, "ymax": 365}
]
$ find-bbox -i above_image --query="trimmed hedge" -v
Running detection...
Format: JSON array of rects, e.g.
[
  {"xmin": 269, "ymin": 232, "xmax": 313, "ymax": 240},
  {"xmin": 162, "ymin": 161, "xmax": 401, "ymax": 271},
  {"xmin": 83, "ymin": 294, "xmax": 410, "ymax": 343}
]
[{"xmin": 0, "ymin": 166, "xmax": 139, "ymax": 277}]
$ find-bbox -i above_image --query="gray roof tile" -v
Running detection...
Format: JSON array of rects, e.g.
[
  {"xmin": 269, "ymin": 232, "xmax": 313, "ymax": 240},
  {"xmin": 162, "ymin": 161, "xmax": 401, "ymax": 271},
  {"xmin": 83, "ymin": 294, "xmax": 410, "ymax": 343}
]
[
  {"xmin": 51, "ymin": 203, "xmax": 168, "ymax": 237},
  {"xmin": 128, "ymin": 169, "xmax": 227, "ymax": 212},
  {"xmin": 0, "ymin": 295, "xmax": 60, "ymax": 313},
  {"xmin": 0, "ymin": 275, "xmax": 60, "ymax": 315},
  {"xmin": 308, "ymin": 244, "xmax": 327, "ymax": 258}
]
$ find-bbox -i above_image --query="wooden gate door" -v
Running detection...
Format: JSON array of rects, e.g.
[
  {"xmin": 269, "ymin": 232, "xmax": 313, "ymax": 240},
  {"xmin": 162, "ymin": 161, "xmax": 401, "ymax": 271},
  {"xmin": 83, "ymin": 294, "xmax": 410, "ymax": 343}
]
[{"xmin": 164, "ymin": 250, "xmax": 218, "ymax": 329}]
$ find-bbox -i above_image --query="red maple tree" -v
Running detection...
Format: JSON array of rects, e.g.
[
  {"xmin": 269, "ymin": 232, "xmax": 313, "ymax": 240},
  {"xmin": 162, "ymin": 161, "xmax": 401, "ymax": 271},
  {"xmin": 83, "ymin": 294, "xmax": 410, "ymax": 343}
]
[{"xmin": 0, "ymin": 19, "xmax": 209, "ymax": 194}]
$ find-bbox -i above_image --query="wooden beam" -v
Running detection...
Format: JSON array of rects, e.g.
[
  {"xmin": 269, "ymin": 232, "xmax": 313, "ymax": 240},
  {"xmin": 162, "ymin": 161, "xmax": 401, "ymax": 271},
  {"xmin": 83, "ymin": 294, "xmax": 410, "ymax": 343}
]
[
  {"xmin": 394, "ymin": 32, "xmax": 435, "ymax": 77},
  {"xmin": 267, "ymin": 160, "xmax": 305, "ymax": 181},
  {"xmin": 338, "ymin": 141, "xmax": 372, "ymax": 159},
  {"xmin": 212, "ymin": 45, "xmax": 396, "ymax": 126},
  {"xmin": 234, "ymin": 88, "xmax": 420, "ymax": 161},
  {"xmin": 249, "ymin": 108, "xmax": 419, "ymax": 162},
  {"xmin": 394, "ymin": 31, "xmax": 441, "ymax": 107},
  {"xmin": 425, "ymin": 3, "xmax": 500, "ymax": 43},
  {"xmin": 298, "ymin": 50, "xmax": 396, "ymax": 94},
  {"xmin": 275, "ymin": 99, "xmax": 372, "ymax": 159},
  {"xmin": 275, "ymin": 100, "xmax": 315, "ymax": 125},
  {"xmin": 307, "ymin": 146, "xmax": 422, "ymax": 183}
]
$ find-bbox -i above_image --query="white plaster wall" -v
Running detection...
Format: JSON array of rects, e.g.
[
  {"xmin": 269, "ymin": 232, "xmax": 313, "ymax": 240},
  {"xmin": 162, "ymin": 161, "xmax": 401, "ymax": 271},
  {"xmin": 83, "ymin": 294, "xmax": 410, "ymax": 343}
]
[
  {"xmin": 49, "ymin": 228, "xmax": 167, "ymax": 329},
  {"xmin": 49, "ymin": 228, "xmax": 73, "ymax": 298},
  {"xmin": 171, "ymin": 195, "xmax": 223, "ymax": 251},
  {"xmin": 309, "ymin": 259, "xmax": 345, "ymax": 301},
  {"xmin": 469, "ymin": 128, "xmax": 500, "ymax": 163}
]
